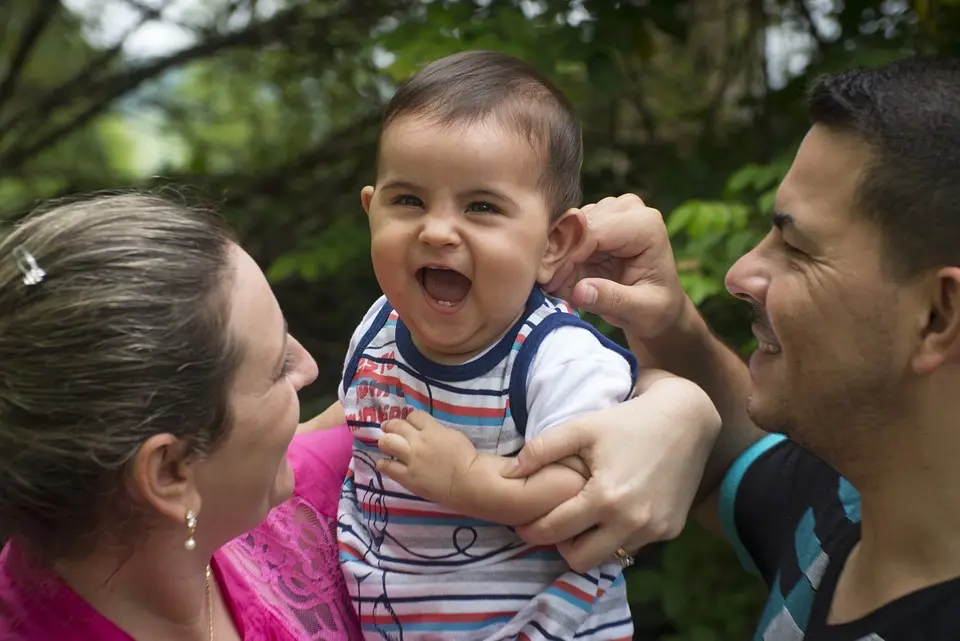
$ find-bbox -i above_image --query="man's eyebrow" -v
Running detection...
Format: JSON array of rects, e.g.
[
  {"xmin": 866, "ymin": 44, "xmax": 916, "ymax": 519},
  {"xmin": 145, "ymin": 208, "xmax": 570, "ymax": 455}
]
[
  {"xmin": 772, "ymin": 210, "xmax": 795, "ymax": 230},
  {"xmin": 773, "ymin": 209, "xmax": 811, "ymax": 238}
]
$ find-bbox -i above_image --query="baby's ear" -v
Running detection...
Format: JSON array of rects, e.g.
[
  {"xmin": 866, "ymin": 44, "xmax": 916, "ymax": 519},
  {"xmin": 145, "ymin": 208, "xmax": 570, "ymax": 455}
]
[
  {"xmin": 537, "ymin": 208, "xmax": 587, "ymax": 285},
  {"xmin": 360, "ymin": 186, "xmax": 374, "ymax": 214}
]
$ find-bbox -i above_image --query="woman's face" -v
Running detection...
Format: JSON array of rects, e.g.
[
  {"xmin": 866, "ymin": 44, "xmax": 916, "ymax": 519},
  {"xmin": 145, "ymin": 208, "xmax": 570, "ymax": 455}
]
[{"xmin": 194, "ymin": 245, "xmax": 318, "ymax": 543}]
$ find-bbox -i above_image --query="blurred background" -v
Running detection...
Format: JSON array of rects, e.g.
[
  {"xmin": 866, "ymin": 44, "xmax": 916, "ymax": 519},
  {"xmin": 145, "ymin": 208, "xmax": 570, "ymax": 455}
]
[{"xmin": 1, "ymin": 0, "xmax": 958, "ymax": 637}]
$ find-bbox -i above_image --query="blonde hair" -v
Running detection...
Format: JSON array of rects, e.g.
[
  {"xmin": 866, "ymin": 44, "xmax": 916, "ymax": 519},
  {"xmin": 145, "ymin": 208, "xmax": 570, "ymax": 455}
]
[{"xmin": 0, "ymin": 192, "xmax": 241, "ymax": 560}]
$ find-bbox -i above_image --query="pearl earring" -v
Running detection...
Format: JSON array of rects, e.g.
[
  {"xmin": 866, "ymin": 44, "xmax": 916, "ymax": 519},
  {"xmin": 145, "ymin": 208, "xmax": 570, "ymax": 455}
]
[{"xmin": 184, "ymin": 509, "xmax": 198, "ymax": 551}]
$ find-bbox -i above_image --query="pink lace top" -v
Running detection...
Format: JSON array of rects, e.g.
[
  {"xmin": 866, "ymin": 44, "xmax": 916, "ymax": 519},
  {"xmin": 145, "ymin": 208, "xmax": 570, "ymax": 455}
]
[{"xmin": 0, "ymin": 426, "xmax": 361, "ymax": 640}]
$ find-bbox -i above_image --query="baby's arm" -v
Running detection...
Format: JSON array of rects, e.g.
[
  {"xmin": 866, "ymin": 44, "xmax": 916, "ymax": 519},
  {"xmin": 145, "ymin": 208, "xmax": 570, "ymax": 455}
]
[
  {"xmin": 377, "ymin": 325, "xmax": 635, "ymax": 526},
  {"xmin": 378, "ymin": 414, "xmax": 588, "ymax": 526}
]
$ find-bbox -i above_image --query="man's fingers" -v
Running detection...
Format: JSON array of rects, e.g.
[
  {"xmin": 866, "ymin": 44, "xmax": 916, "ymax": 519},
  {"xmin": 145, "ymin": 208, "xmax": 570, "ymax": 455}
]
[
  {"xmin": 378, "ymin": 433, "xmax": 412, "ymax": 461},
  {"xmin": 571, "ymin": 278, "xmax": 662, "ymax": 329},
  {"xmin": 555, "ymin": 524, "xmax": 628, "ymax": 574},
  {"xmin": 502, "ymin": 421, "xmax": 585, "ymax": 479},
  {"xmin": 514, "ymin": 491, "xmax": 598, "ymax": 545}
]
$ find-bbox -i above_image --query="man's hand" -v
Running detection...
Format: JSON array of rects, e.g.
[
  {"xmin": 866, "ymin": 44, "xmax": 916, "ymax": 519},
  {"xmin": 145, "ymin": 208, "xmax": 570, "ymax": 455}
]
[
  {"xmin": 545, "ymin": 194, "xmax": 687, "ymax": 341},
  {"xmin": 506, "ymin": 372, "xmax": 720, "ymax": 573}
]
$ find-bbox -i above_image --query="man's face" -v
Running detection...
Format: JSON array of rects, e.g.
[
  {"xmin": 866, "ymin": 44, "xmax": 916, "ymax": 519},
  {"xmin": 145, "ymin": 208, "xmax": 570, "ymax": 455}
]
[{"xmin": 725, "ymin": 125, "xmax": 921, "ymax": 461}]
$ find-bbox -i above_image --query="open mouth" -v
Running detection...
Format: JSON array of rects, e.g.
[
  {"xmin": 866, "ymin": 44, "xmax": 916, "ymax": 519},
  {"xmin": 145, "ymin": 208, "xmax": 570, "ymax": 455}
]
[
  {"xmin": 750, "ymin": 323, "xmax": 781, "ymax": 354},
  {"xmin": 750, "ymin": 306, "xmax": 781, "ymax": 355},
  {"xmin": 417, "ymin": 266, "xmax": 472, "ymax": 309}
]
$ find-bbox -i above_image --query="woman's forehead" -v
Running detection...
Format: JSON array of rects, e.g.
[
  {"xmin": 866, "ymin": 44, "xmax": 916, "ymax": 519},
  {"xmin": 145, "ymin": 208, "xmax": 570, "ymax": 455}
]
[{"xmin": 224, "ymin": 245, "xmax": 286, "ymax": 384}]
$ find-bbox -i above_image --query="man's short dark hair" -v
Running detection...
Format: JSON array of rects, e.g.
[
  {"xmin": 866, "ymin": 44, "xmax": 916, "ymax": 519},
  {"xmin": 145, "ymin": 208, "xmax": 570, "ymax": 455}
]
[
  {"xmin": 380, "ymin": 50, "xmax": 582, "ymax": 220},
  {"xmin": 808, "ymin": 56, "xmax": 960, "ymax": 278}
]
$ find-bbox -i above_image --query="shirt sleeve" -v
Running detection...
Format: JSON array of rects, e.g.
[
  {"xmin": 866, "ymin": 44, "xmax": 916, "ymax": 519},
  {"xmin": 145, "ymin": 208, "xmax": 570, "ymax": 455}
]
[
  {"xmin": 288, "ymin": 425, "xmax": 354, "ymax": 516},
  {"xmin": 718, "ymin": 435, "xmax": 848, "ymax": 584},
  {"xmin": 337, "ymin": 295, "xmax": 389, "ymax": 406},
  {"xmin": 523, "ymin": 325, "xmax": 635, "ymax": 440}
]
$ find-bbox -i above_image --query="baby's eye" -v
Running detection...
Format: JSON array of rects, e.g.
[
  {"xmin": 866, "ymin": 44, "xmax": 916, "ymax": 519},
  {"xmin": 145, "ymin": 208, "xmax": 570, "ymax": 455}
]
[
  {"xmin": 466, "ymin": 201, "xmax": 501, "ymax": 214},
  {"xmin": 393, "ymin": 195, "xmax": 423, "ymax": 207}
]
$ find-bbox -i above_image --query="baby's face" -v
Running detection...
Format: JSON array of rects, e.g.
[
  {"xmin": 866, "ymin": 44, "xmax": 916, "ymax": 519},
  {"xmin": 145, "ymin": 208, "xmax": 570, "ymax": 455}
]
[{"xmin": 363, "ymin": 115, "xmax": 554, "ymax": 363}]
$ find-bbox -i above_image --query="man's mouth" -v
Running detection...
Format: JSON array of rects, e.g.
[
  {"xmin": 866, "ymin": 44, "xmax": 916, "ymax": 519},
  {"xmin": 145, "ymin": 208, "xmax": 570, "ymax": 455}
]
[
  {"xmin": 751, "ymin": 306, "xmax": 781, "ymax": 354},
  {"xmin": 756, "ymin": 338, "xmax": 781, "ymax": 354},
  {"xmin": 417, "ymin": 266, "xmax": 472, "ymax": 307}
]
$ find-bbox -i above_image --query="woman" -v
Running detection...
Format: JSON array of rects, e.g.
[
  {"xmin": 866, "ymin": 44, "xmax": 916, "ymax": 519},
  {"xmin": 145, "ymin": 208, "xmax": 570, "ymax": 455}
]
[{"xmin": 0, "ymin": 193, "xmax": 361, "ymax": 639}]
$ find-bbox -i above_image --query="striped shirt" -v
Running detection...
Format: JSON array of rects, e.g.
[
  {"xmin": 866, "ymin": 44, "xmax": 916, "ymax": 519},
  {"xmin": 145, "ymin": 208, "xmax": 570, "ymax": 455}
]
[{"xmin": 337, "ymin": 288, "xmax": 637, "ymax": 640}]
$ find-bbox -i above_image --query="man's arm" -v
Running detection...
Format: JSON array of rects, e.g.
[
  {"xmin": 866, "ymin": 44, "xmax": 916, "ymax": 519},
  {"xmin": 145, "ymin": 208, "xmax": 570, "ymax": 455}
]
[{"xmin": 627, "ymin": 296, "xmax": 764, "ymax": 534}]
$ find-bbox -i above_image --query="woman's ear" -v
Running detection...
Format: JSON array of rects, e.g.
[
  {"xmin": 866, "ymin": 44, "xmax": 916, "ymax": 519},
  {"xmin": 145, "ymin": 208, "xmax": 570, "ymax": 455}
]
[
  {"xmin": 129, "ymin": 434, "xmax": 201, "ymax": 528},
  {"xmin": 360, "ymin": 186, "xmax": 374, "ymax": 215},
  {"xmin": 537, "ymin": 208, "xmax": 587, "ymax": 285}
]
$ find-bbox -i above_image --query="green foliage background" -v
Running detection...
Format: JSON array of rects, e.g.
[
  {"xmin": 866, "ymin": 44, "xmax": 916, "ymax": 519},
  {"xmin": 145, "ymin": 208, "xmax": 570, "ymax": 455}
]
[{"xmin": 2, "ymin": 0, "xmax": 958, "ymax": 637}]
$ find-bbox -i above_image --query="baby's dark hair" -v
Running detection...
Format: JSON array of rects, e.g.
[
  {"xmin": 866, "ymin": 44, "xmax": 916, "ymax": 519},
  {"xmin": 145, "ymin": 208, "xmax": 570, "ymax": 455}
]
[{"xmin": 380, "ymin": 50, "xmax": 583, "ymax": 220}]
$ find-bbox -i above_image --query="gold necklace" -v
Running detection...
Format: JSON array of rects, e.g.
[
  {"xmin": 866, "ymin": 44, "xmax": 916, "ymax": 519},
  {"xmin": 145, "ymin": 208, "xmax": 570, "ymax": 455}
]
[{"xmin": 206, "ymin": 564, "xmax": 215, "ymax": 641}]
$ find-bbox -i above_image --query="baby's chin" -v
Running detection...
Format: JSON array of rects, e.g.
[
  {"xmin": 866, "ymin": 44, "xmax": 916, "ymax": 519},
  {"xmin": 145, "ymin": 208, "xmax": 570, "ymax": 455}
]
[{"xmin": 410, "ymin": 328, "xmax": 492, "ymax": 365}]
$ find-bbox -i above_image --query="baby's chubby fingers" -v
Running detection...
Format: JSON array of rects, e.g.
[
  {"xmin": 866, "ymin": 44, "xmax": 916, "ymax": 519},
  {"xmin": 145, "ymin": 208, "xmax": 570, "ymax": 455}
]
[
  {"xmin": 377, "ymin": 457, "xmax": 410, "ymax": 481},
  {"xmin": 403, "ymin": 410, "xmax": 443, "ymax": 432},
  {"xmin": 378, "ymin": 432, "xmax": 413, "ymax": 461},
  {"xmin": 382, "ymin": 417, "xmax": 421, "ymax": 437}
]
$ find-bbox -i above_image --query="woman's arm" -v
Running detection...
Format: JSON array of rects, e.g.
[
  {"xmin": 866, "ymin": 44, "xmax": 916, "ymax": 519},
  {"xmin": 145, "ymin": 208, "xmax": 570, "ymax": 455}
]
[{"xmin": 296, "ymin": 400, "xmax": 345, "ymax": 435}]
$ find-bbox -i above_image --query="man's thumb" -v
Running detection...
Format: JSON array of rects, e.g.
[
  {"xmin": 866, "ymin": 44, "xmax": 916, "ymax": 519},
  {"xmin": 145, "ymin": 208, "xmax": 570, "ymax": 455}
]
[
  {"xmin": 502, "ymin": 425, "xmax": 583, "ymax": 479},
  {"xmin": 570, "ymin": 278, "xmax": 631, "ymax": 318}
]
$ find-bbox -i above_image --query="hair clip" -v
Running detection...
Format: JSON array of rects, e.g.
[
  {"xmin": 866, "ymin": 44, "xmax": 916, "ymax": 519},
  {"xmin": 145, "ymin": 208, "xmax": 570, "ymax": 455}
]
[{"xmin": 13, "ymin": 246, "xmax": 45, "ymax": 286}]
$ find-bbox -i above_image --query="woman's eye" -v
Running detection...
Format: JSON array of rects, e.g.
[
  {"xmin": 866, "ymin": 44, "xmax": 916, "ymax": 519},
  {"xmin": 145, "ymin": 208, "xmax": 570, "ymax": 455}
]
[
  {"xmin": 276, "ymin": 352, "xmax": 294, "ymax": 381},
  {"xmin": 466, "ymin": 201, "xmax": 500, "ymax": 214}
]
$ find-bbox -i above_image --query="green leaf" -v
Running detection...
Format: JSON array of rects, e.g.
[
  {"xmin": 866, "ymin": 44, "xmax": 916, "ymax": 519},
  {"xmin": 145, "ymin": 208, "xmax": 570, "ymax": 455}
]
[{"xmin": 666, "ymin": 201, "xmax": 701, "ymax": 236}]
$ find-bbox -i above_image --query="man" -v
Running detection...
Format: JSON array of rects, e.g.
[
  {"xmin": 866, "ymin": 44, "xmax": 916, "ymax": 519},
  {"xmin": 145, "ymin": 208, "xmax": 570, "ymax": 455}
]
[{"xmin": 511, "ymin": 56, "xmax": 960, "ymax": 639}]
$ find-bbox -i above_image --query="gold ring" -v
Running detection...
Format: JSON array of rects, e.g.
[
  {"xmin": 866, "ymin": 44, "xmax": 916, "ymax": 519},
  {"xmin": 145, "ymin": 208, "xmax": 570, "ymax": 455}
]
[{"xmin": 614, "ymin": 546, "xmax": 635, "ymax": 569}]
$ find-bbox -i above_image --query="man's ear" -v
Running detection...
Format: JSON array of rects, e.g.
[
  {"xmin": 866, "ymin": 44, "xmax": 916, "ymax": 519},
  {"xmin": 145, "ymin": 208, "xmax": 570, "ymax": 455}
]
[
  {"xmin": 913, "ymin": 267, "xmax": 960, "ymax": 375},
  {"xmin": 537, "ymin": 208, "xmax": 587, "ymax": 285},
  {"xmin": 360, "ymin": 186, "xmax": 374, "ymax": 215}
]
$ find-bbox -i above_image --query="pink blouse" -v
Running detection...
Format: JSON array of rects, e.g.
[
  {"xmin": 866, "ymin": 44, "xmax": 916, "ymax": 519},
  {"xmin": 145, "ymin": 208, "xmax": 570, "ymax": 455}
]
[{"xmin": 0, "ymin": 426, "xmax": 361, "ymax": 640}]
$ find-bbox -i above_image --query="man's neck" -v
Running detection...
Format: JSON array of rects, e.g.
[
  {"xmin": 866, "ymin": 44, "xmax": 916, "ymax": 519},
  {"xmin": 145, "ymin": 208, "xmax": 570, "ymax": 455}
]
[
  {"xmin": 54, "ymin": 538, "xmax": 212, "ymax": 640},
  {"xmin": 829, "ymin": 395, "xmax": 960, "ymax": 623}
]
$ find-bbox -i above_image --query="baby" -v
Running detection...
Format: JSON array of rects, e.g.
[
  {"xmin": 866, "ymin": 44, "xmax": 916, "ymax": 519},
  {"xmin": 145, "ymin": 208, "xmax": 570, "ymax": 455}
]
[{"xmin": 337, "ymin": 50, "xmax": 636, "ymax": 640}]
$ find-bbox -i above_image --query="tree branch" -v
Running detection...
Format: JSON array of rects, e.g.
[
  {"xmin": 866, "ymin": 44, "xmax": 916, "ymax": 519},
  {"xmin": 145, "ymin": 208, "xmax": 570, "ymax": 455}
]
[
  {"xmin": 0, "ymin": 0, "xmax": 61, "ymax": 116},
  {"xmin": 796, "ymin": 0, "xmax": 826, "ymax": 52},
  {"xmin": 0, "ymin": 0, "xmax": 405, "ymax": 172},
  {"xmin": 0, "ymin": 3, "xmax": 312, "ymax": 171}
]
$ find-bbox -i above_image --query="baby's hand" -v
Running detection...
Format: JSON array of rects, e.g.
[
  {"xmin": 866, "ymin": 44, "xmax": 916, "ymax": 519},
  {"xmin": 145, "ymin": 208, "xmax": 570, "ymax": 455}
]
[{"xmin": 377, "ymin": 410, "xmax": 479, "ymax": 507}]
